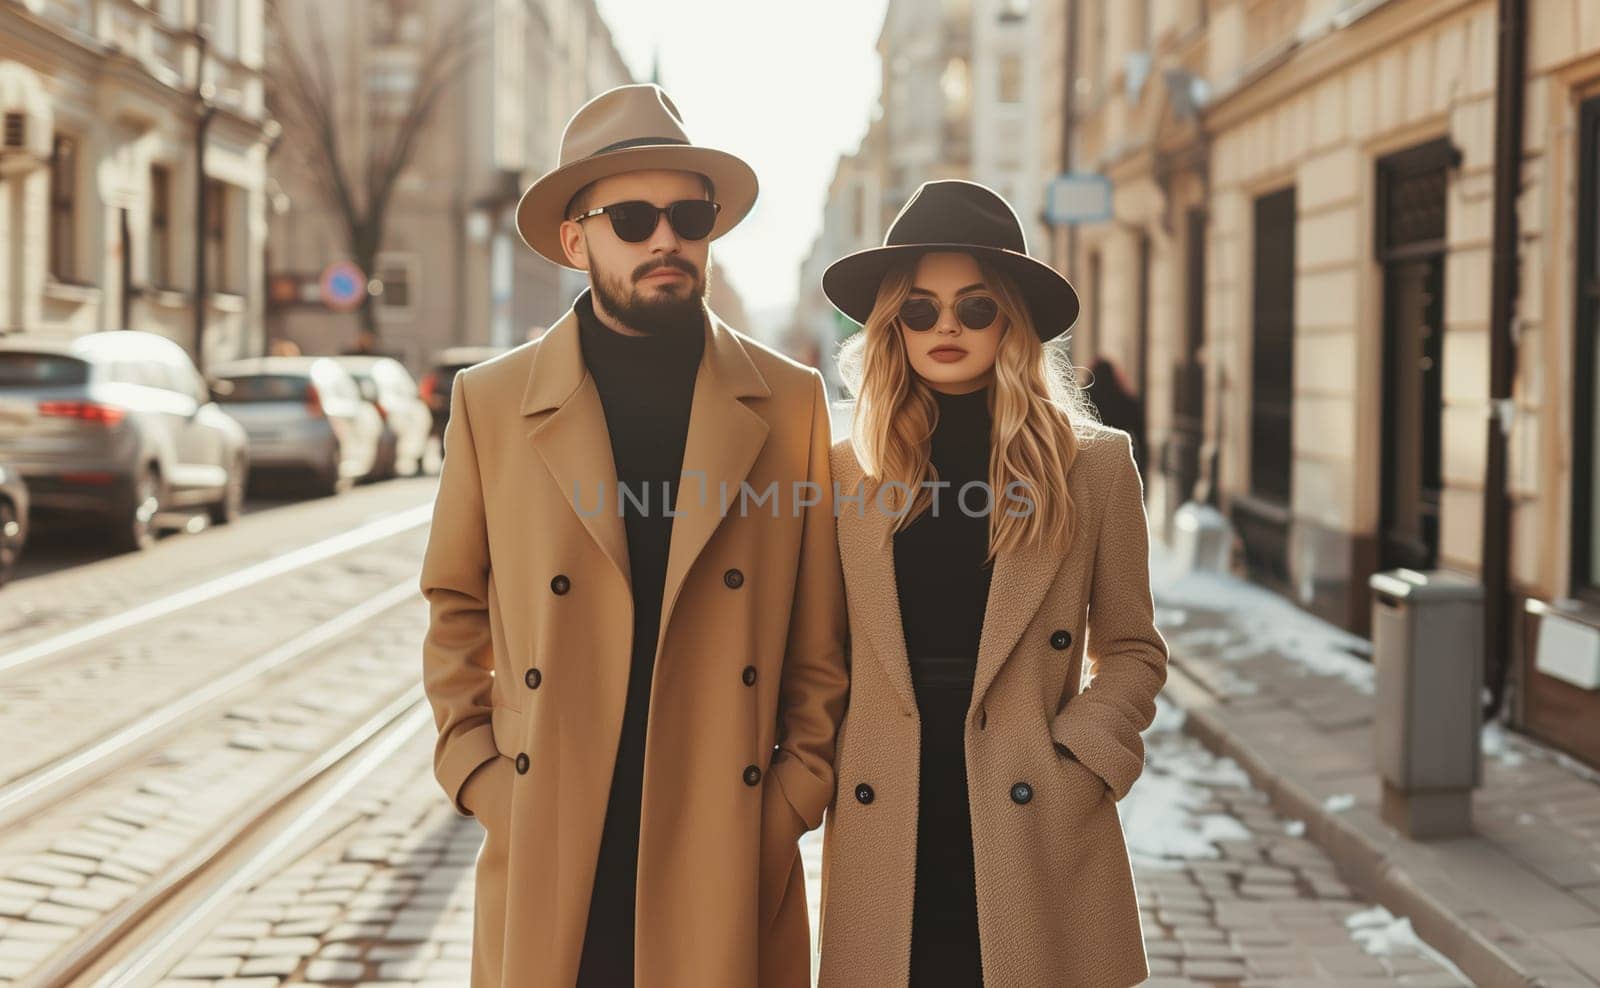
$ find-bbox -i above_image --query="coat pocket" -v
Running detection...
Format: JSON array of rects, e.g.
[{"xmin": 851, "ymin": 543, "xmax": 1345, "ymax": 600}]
[
  {"xmin": 1050, "ymin": 734, "xmax": 1109, "ymax": 801},
  {"xmin": 758, "ymin": 779, "xmax": 808, "ymax": 930}
]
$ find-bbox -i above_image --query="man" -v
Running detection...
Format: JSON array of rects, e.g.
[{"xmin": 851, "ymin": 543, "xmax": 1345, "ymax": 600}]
[{"xmin": 419, "ymin": 83, "xmax": 848, "ymax": 987}]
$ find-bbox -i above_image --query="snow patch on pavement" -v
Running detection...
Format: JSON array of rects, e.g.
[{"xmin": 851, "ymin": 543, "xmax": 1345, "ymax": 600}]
[{"xmin": 1122, "ymin": 696, "xmax": 1255, "ymax": 867}]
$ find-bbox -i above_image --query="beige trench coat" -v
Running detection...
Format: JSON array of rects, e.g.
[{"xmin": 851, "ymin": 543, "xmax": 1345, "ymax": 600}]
[
  {"xmin": 419, "ymin": 303, "xmax": 848, "ymax": 987},
  {"xmin": 817, "ymin": 424, "xmax": 1168, "ymax": 988}
]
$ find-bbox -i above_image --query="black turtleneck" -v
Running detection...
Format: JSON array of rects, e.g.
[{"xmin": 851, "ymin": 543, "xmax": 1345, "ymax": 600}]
[
  {"xmin": 574, "ymin": 288, "xmax": 704, "ymax": 987},
  {"xmin": 893, "ymin": 385, "xmax": 996, "ymax": 662}
]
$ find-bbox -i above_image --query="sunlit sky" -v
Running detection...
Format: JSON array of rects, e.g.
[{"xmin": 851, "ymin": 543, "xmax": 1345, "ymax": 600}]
[{"xmin": 591, "ymin": 0, "xmax": 890, "ymax": 333}]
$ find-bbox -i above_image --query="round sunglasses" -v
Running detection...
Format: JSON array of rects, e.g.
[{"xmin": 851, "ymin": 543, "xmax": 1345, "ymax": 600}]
[
  {"xmin": 897, "ymin": 294, "xmax": 1001, "ymax": 332},
  {"xmin": 571, "ymin": 199, "xmax": 722, "ymax": 243}
]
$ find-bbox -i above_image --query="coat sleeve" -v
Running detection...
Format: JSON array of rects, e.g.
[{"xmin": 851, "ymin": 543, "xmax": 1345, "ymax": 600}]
[
  {"xmin": 419, "ymin": 371, "xmax": 501, "ymax": 816},
  {"xmin": 766, "ymin": 369, "xmax": 850, "ymax": 832},
  {"xmin": 1050, "ymin": 432, "xmax": 1169, "ymax": 801}
]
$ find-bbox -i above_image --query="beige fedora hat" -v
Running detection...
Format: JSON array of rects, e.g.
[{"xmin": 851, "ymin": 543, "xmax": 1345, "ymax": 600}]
[{"xmin": 514, "ymin": 83, "xmax": 758, "ymax": 268}]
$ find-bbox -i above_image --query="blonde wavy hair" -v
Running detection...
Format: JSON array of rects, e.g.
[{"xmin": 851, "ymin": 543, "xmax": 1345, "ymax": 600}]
[{"xmin": 834, "ymin": 254, "xmax": 1098, "ymax": 561}]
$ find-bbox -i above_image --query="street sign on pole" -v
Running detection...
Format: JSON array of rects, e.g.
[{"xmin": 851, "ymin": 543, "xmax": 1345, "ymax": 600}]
[
  {"xmin": 1045, "ymin": 172, "xmax": 1114, "ymax": 226},
  {"xmin": 319, "ymin": 261, "xmax": 367, "ymax": 313}
]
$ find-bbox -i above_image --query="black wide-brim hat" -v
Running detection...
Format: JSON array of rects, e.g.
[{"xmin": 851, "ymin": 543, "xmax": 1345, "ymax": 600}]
[{"xmin": 822, "ymin": 179, "xmax": 1080, "ymax": 342}]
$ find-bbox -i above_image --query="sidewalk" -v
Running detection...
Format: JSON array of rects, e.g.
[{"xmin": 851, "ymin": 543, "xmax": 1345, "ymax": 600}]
[{"xmin": 1149, "ymin": 538, "xmax": 1600, "ymax": 987}]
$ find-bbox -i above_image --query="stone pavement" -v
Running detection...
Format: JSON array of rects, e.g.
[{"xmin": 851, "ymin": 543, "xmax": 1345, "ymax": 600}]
[
  {"xmin": 1150, "ymin": 539, "xmax": 1600, "ymax": 987},
  {"xmin": 1124, "ymin": 697, "xmax": 1469, "ymax": 985},
  {"xmin": 136, "ymin": 686, "xmax": 1467, "ymax": 986}
]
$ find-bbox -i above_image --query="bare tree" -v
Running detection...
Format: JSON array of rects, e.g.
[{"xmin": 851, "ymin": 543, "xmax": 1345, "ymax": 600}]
[{"xmin": 265, "ymin": 0, "xmax": 482, "ymax": 337}]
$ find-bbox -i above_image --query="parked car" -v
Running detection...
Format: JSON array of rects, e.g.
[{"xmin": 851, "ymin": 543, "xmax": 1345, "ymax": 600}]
[
  {"xmin": 330, "ymin": 356, "xmax": 433, "ymax": 480},
  {"xmin": 0, "ymin": 331, "xmax": 250, "ymax": 552},
  {"xmin": 208, "ymin": 356, "xmax": 382, "ymax": 497},
  {"xmin": 419, "ymin": 345, "xmax": 506, "ymax": 438},
  {"xmin": 0, "ymin": 460, "xmax": 29, "ymax": 587}
]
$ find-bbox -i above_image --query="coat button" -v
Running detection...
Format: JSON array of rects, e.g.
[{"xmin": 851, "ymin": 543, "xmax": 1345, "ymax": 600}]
[
  {"xmin": 855, "ymin": 783, "xmax": 875, "ymax": 805},
  {"xmin": 724, "ymin": 567, "xmax": 745, "ymax": 589},
  {"xmin": 524, "ymin": 667, "xmax": 542, "ymax": 690},
  {"xmin": 1049, "ymin": 629, "xmax": 1072, "ymax": 650},
  {"xmin": 743, "ymin": 764, "xmax": 762, "ymax": 786},
  {"xmin": 551, "ymin": 574, "xmax": 571, "ymax": 595},
  {"xmin": 515, "ymin": 753, "xmax": 530, "ymax": 774},
  {"xmin": 742, "ymin": 665, "xmax": 757, "ymax": 686},
  {"xmin": 1010, "ymin": 781, "xmax": 1033, "ymax": 804}
]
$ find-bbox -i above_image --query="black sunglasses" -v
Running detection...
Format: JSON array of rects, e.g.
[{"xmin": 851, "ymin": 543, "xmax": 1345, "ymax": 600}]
[
  {"xmin": 897, "ymin": 295, "xmax": 1001, "ymax": 332},
  {"xmin": 571, "ymin": 199, "xmax": 722, "ymax": 243}
]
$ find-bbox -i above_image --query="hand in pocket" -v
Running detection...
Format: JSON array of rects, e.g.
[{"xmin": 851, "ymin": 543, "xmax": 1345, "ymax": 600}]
[
  {"xmin": 462, "ymin": 754, "xmax": 514, "ymax": 824},
  {"xmin": 757, "ymin": 782, "xmax": 808, "ymax": 929}
]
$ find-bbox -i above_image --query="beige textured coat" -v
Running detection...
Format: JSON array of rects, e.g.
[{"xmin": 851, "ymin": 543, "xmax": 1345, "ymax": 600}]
[
  {"xmin": 418, "ymin": 303, "xmax": 848, "ymax": 987},
  {"xmin": 817, "ymin": 424, "xmax": 1168, "ymax": 988}
]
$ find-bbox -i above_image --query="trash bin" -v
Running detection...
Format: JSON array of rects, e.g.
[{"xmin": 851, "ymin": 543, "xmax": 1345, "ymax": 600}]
[{"xmin": 1369, "ymin": 568, "xmax": 1483, "ymax": 838}]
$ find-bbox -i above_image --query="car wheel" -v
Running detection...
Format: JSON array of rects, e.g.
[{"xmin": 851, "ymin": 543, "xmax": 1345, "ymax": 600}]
[
  {"xmin": 111, "ymin": 466, "xmax": 161, "ymax": 553},
  {"xmin": 314, "ymin": 444, "xmax": 344, "ymax": 497},
  {"xmin": 208, "ymin": 454, "xmax": 247, "ymax": 525},
  {"xmin": 369, "ymin": 435, "xmax": 398, "ymax": 482},
  {"xmin": 0, "ymin": 498, "xmax": 20, "ymax": 587}
]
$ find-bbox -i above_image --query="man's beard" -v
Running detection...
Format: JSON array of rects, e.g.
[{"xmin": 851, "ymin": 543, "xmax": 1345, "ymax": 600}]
[{"xmin": 591, "ymin": 254, "xmax": 711, "ymax": 338}]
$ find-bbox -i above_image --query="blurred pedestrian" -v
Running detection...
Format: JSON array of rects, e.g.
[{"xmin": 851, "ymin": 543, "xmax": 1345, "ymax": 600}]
[
  {"xmin": 1087, "ymin": 354, "xmax": 1147, "ymax": 474},
  {"xmin": 341, "ymin": 328, "xmax": 380, "ymax": 356},
  {"xmin": 418, "ymin": 83, "xmax": 847, "ymax": 988},
  {"xmin": 818, "ymin": 179, "xmax": 1168, "ymax": 987}
]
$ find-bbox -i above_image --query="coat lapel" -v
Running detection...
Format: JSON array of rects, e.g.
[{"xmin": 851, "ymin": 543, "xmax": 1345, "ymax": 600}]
[
  {"xmin": 837, "ymin": 445, "xmax": 1061, "ymax": 721},
  {"xmin": 838, "ymin": 476, "xmax": 918, "ymax": 718},
  {"xmin": 653, "ymin": 312, "xmax": 771, "ymax": 657},
  {"xmin": 969, "ymin": 536, "xmax": 1058, "ymax": 713},
  {"xmin": 522, "ymin": 307, "xmax": 631, "ymax": 588}
]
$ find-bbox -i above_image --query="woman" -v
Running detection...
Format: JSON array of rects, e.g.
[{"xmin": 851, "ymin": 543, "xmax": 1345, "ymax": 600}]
[{"xmin": 815, "ymin": 180, "xmax": 1168, "ymax": 987}]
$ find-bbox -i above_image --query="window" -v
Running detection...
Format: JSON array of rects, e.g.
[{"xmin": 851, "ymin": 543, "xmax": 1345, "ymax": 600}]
[
  {"xmin": 366, "ymin": 61, "xmax": 418, "ymax": 123},
  {"xmin": 998, "ymin": 54, "xmax": 1023, "ymax": 103},
  {"xmin": 941, "ymin": 57, "xmax": 971, "ymax": 115},
  {"xmin": 0, "ymin": 353, "xmax": 89, "ymax": 387},
  {"xmin": 150, "ymin": 165, "xmax": 172, "ymax": 289},
  {"xmin": 200, "ymin": 0, "xmax": 238, "ymax": 57},
  {"xmin": 49, "ymin": 134, "xmax": 77, "ymax": 282},
  {"xmin": 1091, "ymin": 2, "xmax": 1107, "ymax": 100},
  {"xmin": 3, "ymin": 112, "xmax": 24, "ymax": 150},
  {"xmin": 205, "ymin": 179, "xmax": 232, "ymax": 294},
  {"xmin": 376, "ymin": 254, "xmax": 416, "ymax": 314},
  {"xmin": 215, "ymin": 374, "xmax": 311, "ymax": 403},
  {"xmin": 371, "ymin": 0, "xmax": 425, "ymax": 46}
]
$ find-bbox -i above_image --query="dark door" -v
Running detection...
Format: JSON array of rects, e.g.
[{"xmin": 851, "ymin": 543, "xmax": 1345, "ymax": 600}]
[
  {"xmin": 1234, "ymin": 186, "xmax": 1296, "ymax": 591},
  {"xmin": 1376, "ymin": 139, "xmax": 1452, "ymax": 571},
  {"xmin": 1169, "ymin": 206, "xmax": 1207, "ymax": 506},
  {"xmin": 120, "ymin": 208, "xmax": 133, "ymax": 330}
]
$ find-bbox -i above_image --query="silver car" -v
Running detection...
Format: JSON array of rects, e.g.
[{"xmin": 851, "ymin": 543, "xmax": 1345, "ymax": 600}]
[
  {"xmin": 0, "ymin": 331, "xmax": 250, "ymax": 551},
  {"xmin": 331, "ymin": 356, "xmax": 433, "ymax": 480},
  {"xmin": 0, "ymin": 459, "xmax": 29, "ymax": 587},
  {"xmin": 209, "ymin": 357, "xmax": 382, "ymax": 496}
]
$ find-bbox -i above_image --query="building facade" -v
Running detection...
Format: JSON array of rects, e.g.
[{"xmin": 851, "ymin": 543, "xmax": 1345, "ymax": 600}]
[
  {"xmin": 0, "ymin": 0, "xmax": 273, "ymax": 368},
  {"xmin": 264, "ymin": 0, "xmax": 634, "ymax": 370},
  {"xmin": 792, "ymin": 0, "xmax": 1045, "ymax": 394},
  {"xmin": 789, "ymin": 116, "xmax": 888, "ymax": 396},
  {"xmin": 1054, "ymin": 0, "xmax": 1600, "ymax": 769}
]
